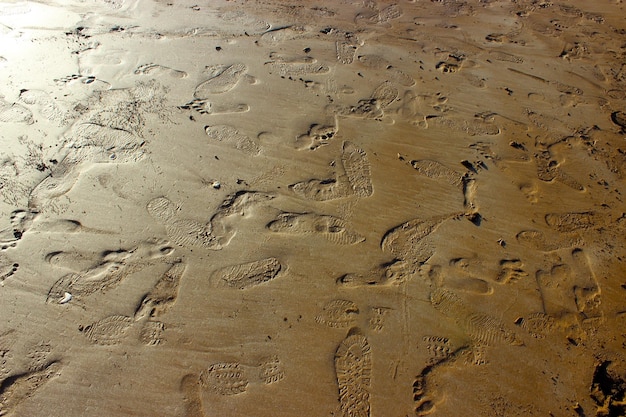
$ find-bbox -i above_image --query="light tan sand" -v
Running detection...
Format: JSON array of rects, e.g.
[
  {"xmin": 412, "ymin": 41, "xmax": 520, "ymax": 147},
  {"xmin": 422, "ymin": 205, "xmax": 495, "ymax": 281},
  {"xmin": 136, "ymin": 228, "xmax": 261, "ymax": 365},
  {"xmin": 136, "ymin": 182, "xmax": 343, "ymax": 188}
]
[{"xmin": 1, "ymin": 0, "xmax": 626, "ymax": 416}]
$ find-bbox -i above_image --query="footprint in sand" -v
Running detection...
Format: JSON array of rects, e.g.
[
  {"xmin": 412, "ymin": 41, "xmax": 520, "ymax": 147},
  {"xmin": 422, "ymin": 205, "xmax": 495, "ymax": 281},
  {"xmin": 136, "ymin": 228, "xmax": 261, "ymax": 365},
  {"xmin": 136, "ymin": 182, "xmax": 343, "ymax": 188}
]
[
  {"xmin": 315, "ymin": 300, "xmax": 391, "ymax": 333},
  {"xmin": 195, "ymin": 356, "xmax": 285, "ymax": 396},
  {"xmin": 180, "ymin": 374, "xmax": 205, "ymax": 417},
  {"xmin": 315, "ymin": 299, "xmax": 359, "ymax": 329},
  {"xmin": 442, "ymin": 257, "xmax": 528, "ymax": 289},
  {"xmin": 334, "ymin": 328, "xmax": 372, "ymax": 417},
  {"xmin": 147, "ymin": 191, "xmax": 275, "ymax": 250},
  {"xmin": 147, "ymin": 196, "xmax": 223, "ymax": 250},
  {"xmin": 46, "ymin": 239, "xmax": 174, "ymax": 305},
  {"xmin": 53, "ymin": 74, "xmax": 110, "ymax": 88},
  {"xmin": 267, "ymin": 212, "xmax": 365, "ymax": 245},
  {"xmin": 134, "ymin": 260, "xmax": 186, "ymax": 320},
  {"xmin": 0, "ymin": 254, "xmax": 19, "ymax": 285},
  {"xmin": 80, "ymin": 315, "xmax": 134, "ymax": 345},
  {"xmin": 0, "ymin": 95, "xmax": 33, "ymax": 124},
  {"xmin": 193, "ymin": 63, "xmax": 249, "ymax": 97},
  {"xmin": 19, "ymin": 89, "xmax": 71, "ymax": 126},
  {"xmin": 544, "ymin": 211, "xmax": 596, "ymax": 233},
  {"xmin": 204, "ymin": 124, "xmax": 260, "ymax": 155},
  {"xmin": 326, "ymin": 81, "xmax": 401, "ymax": 122},
  {"xmin": 0, "ymin": 362, "xmax": 62, "ymax": 416},
  {"xmin": 516, "ymin": 229, "xmax": 581, "ymax": 252},
  {"xmin": 258, "ymin": 25, "xmax": 307, "ymax": 46},
  {"xmin": 428, "ymin": 260, "xmax": 493, "ymax": 295},
  {"xmin": 80, "ymin": 315, "xmax": 164, "ymax": 346},
  {"xmin": 611, "ymin": 111, "xmax": 626, "ymax": 132},
  {"xmin": 430, "ymin": 287, "xmax": 523, "ymax": 347},
  {"xmin": 0, "ymin": 209, "xmax": 37, "ymax": 251},
  {"xmin": 134, "ymin": 63, "xmax": 188, "ymax": 78},
  {"xmin": 326, "ymin": 97, "xmax": 384, "ymax": 121},
  {"xmin": 209, "ymin": 257, "xmax": 283, "ymax": 290},
  {"xmin": 535, "ymin": 248, "xmax": 601, "ymax": 320},
  {"xmin": 534, "ymin": 150, "xmax": 585, "ymax": 192},
  {"xmin": 381, "ymin": 212, "xmax": 465, "ymax": 265},
  {"xmin": 291, "ymin": 141, "xmax": 373, "ymax": 201},
  {"xmin": 336, "ymin": 40, "xmax": 358, "ymax": 64},
  {"xmin": 424, "ymin": 115, "xmax": 501, "ymax": 136},
  {"xmin": 355, "ymin": 3, "xmax": 403, "ymax": 25},
  {"xmin": 337, "ymin": 259, "xmax": 414, "ymax": 288},
  {"xmin": 179, "ymin": 99, "xmax": 250, "ymax": 115},
  {"xmin": 514, "ymin": 312, "xmax": 558, "ymax": 339},
  {"xmin": 357, "ymin": 54, "xmax": 415, "ymax": 87},
  {"xmin": 29, "ymin": 84, "xmax": 169, "ymax": 207},
  {"xmin": 421, "ymin": 335, "xmax": 457, "ymax": 365},
  {"xmin": 294, "ymin": 123, "xmax": 338, "ymax": 151},
  {"xmin": 265, "ymin": 61, "xmax": 330, "ymax": 77},
  {"xmin": 399, "ymin": 155, "xmax": 480, "ymax": 214}
]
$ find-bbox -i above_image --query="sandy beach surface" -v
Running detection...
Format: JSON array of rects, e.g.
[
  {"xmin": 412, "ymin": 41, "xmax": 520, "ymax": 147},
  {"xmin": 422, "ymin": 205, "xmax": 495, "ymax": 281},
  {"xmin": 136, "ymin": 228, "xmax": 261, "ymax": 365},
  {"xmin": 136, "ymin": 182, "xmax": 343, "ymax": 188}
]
[{"xmin": 1, "ymin": 0, "xmax": 626, "ymax": 416}]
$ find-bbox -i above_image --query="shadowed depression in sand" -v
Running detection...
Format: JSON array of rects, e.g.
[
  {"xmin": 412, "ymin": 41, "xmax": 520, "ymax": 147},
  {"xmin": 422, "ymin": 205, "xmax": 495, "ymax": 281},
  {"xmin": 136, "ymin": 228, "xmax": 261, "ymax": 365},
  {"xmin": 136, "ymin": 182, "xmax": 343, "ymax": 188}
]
[{"xmin": 1, "ymin": 0, "xmax": 626, "ymax": 416}]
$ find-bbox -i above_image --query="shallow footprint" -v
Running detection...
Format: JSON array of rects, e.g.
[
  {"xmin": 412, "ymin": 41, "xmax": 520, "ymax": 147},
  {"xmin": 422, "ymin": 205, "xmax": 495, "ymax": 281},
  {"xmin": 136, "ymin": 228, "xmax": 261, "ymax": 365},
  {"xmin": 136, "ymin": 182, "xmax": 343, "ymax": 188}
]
[
  {"xmin": 267, "ymin": 212, "xmax": 365, "ymax": 245},
  {"xmin": 80, "ymin": 315, "xmax": 133, "ymax": 345},
  {"xmin": 134, "ymin": 63, "xmax": 187, "ymax": 78},
  {"xmin": 180, "ymin": 99, "xmax": 249, "ymax": 115},
  {"xmin": 210, "ymin": 257, "xmax": 283, "ymax": 289},
  {"xmin": 180, "ymin": 374, "xmax": 205, "ymax": 417},
  {"xmin": 0, "ymin": 361, "xmax": 62, "ymax": 414},
  {"xmin": 0, "ymin": 96, "xmax": 33, "ymax": 124},
  {"xmin": 147, "ymin": 197, "xmax": 221, "ymax": 250},
  {"xmin": 381, "ymin": 212, "xmax": 464, "ymax": 262},
  {"xmin": 290, "ymin": 176, "xmax": 351, "ymax": 202},
  {"xmin": 315, "ymin": 299, "xmax": 359, "ymax": 328},
  {"xmin": 204, "ymin": 124, "xmax": 260, "ymax": 155},
  {"xmin": 134, "ymin": 260, "xmax": 186, "ymax": 320},
  {"xmin": 194, "ymin": 63, "xmax": 248, "ymax": 97}
]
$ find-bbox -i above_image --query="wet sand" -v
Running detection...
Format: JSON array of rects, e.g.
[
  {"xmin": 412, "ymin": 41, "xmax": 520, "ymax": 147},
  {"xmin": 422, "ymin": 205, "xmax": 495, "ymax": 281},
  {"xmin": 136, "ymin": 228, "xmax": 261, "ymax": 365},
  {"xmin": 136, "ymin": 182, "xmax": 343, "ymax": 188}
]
[{"xmin": 1, "ymin": 0, "xmax": 626, "ymax": 416}]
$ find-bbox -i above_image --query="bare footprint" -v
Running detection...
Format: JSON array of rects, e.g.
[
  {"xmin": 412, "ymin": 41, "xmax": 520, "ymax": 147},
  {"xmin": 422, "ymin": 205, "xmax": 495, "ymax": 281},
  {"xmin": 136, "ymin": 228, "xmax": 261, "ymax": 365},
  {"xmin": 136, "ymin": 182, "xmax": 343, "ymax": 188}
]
[
  {"xmin": 0, "ymin": 209, "xmax": 37, "ymax": 251},
  {"xmin": 0, "ymin": 254, "xmax": 19, "ymax": 285},
  {"xmin": 180, "ymin": 374, "xmax": 204, "ymax": 417},
  {"xmin": 295, "ymin": 123, "xmax": 338, "ymax": 151},
  {"xmin": 134, "ymin": 63, "xmax": 187, "ymax": 78},
  {"xmin": 335, "ymin": 328, "xmax": 372, "ymax": 417}
]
